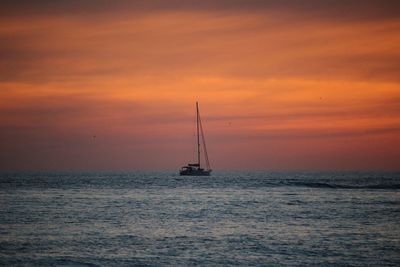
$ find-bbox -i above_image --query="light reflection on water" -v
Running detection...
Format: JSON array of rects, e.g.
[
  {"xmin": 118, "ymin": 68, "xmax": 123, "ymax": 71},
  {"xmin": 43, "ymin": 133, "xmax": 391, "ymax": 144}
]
[{"xmin": 0, "ymin": 171, "xmax": 399, "ymax": 266}]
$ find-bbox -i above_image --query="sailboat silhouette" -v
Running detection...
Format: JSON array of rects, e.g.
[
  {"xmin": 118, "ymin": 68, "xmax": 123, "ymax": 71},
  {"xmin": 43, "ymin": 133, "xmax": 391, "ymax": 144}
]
[{"xmin": 179, "ymin": 102, "xmax": 212, "ymax": 176}]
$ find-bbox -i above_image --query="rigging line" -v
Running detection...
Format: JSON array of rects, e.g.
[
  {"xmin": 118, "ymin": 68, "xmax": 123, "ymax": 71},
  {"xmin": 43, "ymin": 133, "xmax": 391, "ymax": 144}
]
[
  {"xmin": 199, "ymin": 117, "xmax": 210, "ymax": 170},
  {"xmin": 199, "ymin": 113, "xmax": 211, "ymax": 170}
]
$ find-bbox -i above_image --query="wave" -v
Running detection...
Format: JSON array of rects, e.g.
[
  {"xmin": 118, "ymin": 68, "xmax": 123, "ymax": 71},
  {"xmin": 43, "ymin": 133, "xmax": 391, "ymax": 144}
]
[
  {"xmin": 0, "ymin": 171, "xmax": 399, "ymax": 190},
  {"xmin": 291, "ymin": 182, "xmax": 400, "ymax": 190}
]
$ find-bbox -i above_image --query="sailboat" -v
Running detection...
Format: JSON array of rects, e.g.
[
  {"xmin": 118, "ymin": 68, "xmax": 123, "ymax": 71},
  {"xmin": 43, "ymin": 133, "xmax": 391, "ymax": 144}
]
[{"xmin": 179, "ymin": 102, "xmax": 212, "ymax": 176}]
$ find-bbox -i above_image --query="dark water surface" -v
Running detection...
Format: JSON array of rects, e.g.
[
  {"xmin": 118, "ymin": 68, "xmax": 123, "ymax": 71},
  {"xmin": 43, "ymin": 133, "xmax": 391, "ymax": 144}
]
[{"xmin": 1, "ymin": 171, "xmax": 399, "ymax": 266}]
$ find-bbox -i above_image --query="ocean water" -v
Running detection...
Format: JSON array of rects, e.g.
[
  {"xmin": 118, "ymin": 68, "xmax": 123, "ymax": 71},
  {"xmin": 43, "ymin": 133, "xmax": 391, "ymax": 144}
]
[{"xmin": 0, "ymin": 171, "xmax": 399, "ymax": 266}]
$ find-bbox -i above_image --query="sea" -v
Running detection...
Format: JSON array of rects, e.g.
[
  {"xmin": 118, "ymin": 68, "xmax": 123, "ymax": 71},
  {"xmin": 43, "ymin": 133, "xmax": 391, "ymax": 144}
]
[{"xmin": 0, "ymin": 171, "xmax": 399, "ymax": 266}]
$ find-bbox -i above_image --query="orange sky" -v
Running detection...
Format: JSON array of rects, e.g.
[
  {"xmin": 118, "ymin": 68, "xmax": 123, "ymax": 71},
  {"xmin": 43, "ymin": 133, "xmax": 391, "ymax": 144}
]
[{"xmin": 1, "ymin": 1, "xmax": 399, "ymax": 170}]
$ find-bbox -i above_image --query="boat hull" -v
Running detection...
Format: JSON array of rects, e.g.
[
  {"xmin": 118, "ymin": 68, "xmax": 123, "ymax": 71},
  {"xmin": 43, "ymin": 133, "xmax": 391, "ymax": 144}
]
[{"xmin": 179, "ymin": 169, "xmax": 211, "ymax": 176}]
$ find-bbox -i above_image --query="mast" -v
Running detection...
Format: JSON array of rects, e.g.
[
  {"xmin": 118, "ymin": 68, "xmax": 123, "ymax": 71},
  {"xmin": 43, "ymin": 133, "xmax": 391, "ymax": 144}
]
[{"xmin": 196, "ymin": 101, "xmax": 200, "ymax": 167}]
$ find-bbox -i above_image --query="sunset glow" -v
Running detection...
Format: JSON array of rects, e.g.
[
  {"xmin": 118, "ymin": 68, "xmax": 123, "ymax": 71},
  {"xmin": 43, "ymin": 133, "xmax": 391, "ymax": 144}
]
[{"xmin": 1, "ymin": 1, "xmax": 399, "ymax": 170}]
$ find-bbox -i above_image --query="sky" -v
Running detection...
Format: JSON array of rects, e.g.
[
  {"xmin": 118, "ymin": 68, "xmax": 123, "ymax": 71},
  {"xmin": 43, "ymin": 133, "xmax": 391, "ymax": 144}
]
[{"xmin": 1, "ymin": 0, "xmax": 399, "ymax": 171}]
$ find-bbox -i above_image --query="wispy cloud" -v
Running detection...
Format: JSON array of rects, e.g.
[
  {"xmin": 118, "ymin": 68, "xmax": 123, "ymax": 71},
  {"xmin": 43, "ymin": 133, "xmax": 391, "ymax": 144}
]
[{"xmin": 0, "ymin": 1, "xmax": 399, "ymax": 170}]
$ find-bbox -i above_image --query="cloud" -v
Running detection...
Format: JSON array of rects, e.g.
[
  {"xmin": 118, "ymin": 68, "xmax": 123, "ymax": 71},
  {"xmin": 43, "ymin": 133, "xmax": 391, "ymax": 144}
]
[
  {"xmin": 0, "ymin": 1, "xmax": 399, "ymax": 170},
  {"xmin": 1, "ymin": 1, "xmax": 400, "ymax": 21},
  {"xmin": 1, "ymin": 10, "xmax": 400, "ymax": 84}
]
